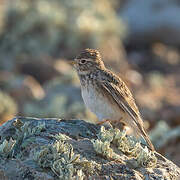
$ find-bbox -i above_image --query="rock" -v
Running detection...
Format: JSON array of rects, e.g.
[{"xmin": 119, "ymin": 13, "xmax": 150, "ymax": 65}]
[{"xmin": 0, "ymin": 117, "xmax": 179, "ymax": 179}]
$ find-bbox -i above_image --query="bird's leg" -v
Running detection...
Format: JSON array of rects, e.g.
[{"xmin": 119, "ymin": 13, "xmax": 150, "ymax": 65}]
[
  {"xmin": 108, "ymin": 117, "xmax": 126, "ymax": 131},
  {"xmin": 97, "ymin": 119, "xmax": 110, "ymax": 125},
  {"xmin": 97, "ymin": 117, "xmax": 124, "ymax": 126}
]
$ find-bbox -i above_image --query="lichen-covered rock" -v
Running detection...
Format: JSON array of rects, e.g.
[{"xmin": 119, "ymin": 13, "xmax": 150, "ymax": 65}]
[{"xmin": 0, "ymin": 117, "xmax": 179, "ymax": 179}]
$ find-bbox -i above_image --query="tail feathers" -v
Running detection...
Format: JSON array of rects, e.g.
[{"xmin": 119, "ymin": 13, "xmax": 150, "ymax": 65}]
[
  {"xmin": 136, "ymin": 121, "xmax": 155, "ymax": 151},
  {"xmin": 141, "ymin": 129, "xmax": 155, "ymax": 151},
  {"xmin": 124, "ymin": 115, "xmax": 155, "ymax": 151}
]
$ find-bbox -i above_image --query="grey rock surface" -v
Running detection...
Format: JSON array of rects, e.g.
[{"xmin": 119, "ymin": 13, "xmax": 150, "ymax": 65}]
[{"xmin": 0, "ymin": 117, "xmax": 179, "ymax": 180}]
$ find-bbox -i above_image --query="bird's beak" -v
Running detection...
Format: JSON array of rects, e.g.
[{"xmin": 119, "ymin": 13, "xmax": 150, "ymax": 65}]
[{"xmin": 68, "ymin": 60, "xmax": 77, "ymax": 65}]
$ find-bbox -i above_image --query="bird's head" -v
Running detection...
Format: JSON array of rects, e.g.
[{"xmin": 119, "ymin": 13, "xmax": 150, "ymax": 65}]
[{"xmin": 71, "ymin": 48, "xmax": 105, "ymax": 75}]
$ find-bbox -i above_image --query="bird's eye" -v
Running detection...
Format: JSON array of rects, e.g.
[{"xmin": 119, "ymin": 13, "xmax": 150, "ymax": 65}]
[{"xmin": 80, "ymin": 59, "xmax": 86, "ymax": 64}]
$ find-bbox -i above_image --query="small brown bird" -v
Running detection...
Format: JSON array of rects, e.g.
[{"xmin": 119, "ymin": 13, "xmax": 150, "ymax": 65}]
[{"xmin": 72, "ymin": 48, "xmax": 155, "ymax": 151}]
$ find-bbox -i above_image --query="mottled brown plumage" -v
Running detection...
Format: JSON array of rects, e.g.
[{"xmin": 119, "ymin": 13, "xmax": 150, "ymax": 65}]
[{"xmin": 73, "ymin": 48, "xmax": 155, "ymax": 151}]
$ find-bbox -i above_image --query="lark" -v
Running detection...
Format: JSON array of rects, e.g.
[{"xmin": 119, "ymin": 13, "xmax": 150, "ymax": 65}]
[{"xmin": 71, "ymin": 48, "xmax": 154, "ymax": 151}]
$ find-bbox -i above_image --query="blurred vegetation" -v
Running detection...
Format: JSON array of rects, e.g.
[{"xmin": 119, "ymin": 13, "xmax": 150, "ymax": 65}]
[
  {"xmin": 0, "ymin": 0, "xmax": 125, "ymax": 71},
  {"xmin": 0, "ymin": 0, "xmax": 124, "ymax": 121},
  {"xmin": 0, "ymin": 90, "xmax": 17, "ymax": 125},
  {"xmin": 0, "ymin": 0, "xmax": 179, "ymax": 166}
]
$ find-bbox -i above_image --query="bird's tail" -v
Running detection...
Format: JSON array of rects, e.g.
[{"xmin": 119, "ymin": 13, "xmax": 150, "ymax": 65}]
[
  {"xmin": 140, "ymin": 127, "xmax": 155, "ymax": 151},
  {"xmin": 120, "ymin": 104, "xmax": 155, "ymax": 151},
  {"xmin": 135, "ymin": 118, "xmax": 155, "ymax": 151}
]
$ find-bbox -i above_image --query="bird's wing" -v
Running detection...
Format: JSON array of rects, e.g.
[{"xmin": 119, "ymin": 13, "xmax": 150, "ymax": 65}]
[
  {"xmin": 97, "ymin": 70, "xmax": 155, "ymax": 151},
  {"xmin": 98, "ymin": 70, "xmax": 143, "ymax": 127}
]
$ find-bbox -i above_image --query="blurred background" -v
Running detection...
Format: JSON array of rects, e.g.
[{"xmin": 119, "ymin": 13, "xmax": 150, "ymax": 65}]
[{"xmin": 0, "ymin": 0, "xmax": 180, "ymax": 165}]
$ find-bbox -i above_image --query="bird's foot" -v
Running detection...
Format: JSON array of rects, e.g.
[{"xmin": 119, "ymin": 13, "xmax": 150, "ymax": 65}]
[
  {"xmin": 97, "ymin": 118, "xmax": 123, "ymax": 125},
  {"xmin": 97, "ymin": 119, "xmax": 110, "ymax": 125}
]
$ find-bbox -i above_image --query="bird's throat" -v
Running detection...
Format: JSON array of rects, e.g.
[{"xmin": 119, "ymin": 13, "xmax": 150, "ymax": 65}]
[{"xmin": 78, "ymin": 70, "xmax": 91, "ymax": 75}]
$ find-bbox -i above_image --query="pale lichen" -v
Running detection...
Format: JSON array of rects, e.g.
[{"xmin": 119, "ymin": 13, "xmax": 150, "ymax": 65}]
[
  {"xmin": 13, "ymin": 119, "xmax": 46, "ymax": 140},
  {"xmin": 92, "ymin": 139, "xmax": 115, "ymax": 160},
  {"xmin": 0, "ymin": 119, "xmax": 46, "ymax": 159},
  {"xmin": 50, "ymin": 133, "xmax": 70, "ymax": 141},
  {"xmin": 0, "ymin": 138, "xmax": 16, "ymax": 158},
  {"xmin": 113, "ymin": 128, "xmax": 137, "ymax": 153},
  {"xmin": 97, "ymin": 126, "xmax": 114, "ymax": 143},
  {"xmin": 7, "ymin": 119, "xmax": 100, "ymax": 178},
  {"xmin": 75, "ymin": 160, "xmax": 100, "ymax": 175},
  {"xmin": 34, "ymin": 139, "xmax": 100, "ymax": 179},
  {"xmin": 0, "ymin": 118, "xmax": 179, "ymax": 179},
  {"xmin": 92, "ymin": 127, "xmax": 123, "ymax": 162},
  {"xmin": 113, "ymin": 128, "xmax": 157, "ymax": 167},
  {"xmin": 136, "ymin": 146, "xmax": 157, "ymax": 168},
  {"xmin": 74, "ymin": 169, "xmax": 85, "ymax": 180},
  {"xmin": 12, "ymin": 120, "xmax": 46, "ymax": 157},
  {"xmin": 92, "ymin": 126, "xmax": 157, "ymax": 168},
  {"xmin": 34, "ymin": 140, "xmax": 78, "ymax": 179},
  {"xmin": 20, "ymin": 121, "xmax": 46, "ymax": 138}
]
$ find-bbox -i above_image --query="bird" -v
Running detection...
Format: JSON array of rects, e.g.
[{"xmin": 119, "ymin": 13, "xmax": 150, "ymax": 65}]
[{"xmin": 71, "ymin": 48, "xmax": 155, "ymax": 151}]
